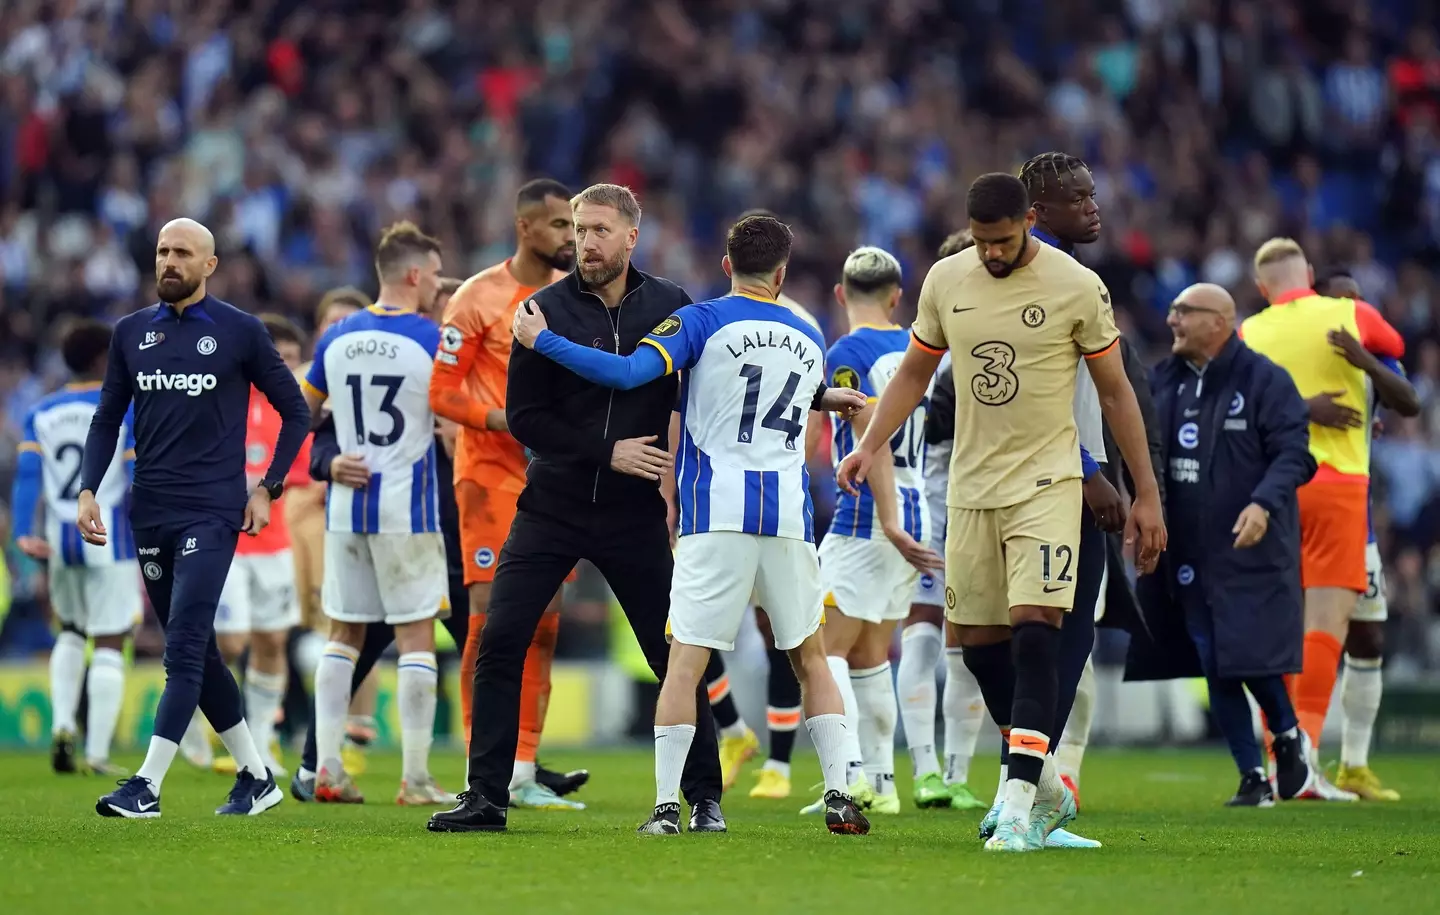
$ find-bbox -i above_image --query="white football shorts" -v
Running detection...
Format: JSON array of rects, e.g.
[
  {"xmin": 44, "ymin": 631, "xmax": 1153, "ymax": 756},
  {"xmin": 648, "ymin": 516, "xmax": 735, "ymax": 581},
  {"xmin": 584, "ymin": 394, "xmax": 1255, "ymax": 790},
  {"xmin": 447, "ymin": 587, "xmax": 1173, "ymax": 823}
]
[
  {"xmin": 322, "ymin": 531, "xmax": 449, "ymax": 626},
  {"xmin": 819, "ymin": 532, "xmax": 918, "ymax": 623},
  {"xmin": 49, "ymin": 562, "xmax": 142, "ymax": 637},
  {"xmin": 1353, "ymin": 540, "xmax": 1388, "ymax": 623},
  {"xmin": 669, "ymin": 531, "xmax": 823, "ymax": 652},
  {"xmin": 216, "ymin": 550, "xmax": 302, "ymax": 634}
]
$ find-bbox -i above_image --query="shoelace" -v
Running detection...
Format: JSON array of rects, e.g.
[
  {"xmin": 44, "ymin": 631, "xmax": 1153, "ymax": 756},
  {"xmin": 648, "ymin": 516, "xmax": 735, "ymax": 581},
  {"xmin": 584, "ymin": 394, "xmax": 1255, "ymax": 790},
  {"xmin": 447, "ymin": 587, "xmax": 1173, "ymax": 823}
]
[
  {"xmin": 228, "ymin": 772, "xmax": 258, "ymax": 803},
  {"xmin": 116, "ymin": 776, "xmax": 154, "ymax": 794}
]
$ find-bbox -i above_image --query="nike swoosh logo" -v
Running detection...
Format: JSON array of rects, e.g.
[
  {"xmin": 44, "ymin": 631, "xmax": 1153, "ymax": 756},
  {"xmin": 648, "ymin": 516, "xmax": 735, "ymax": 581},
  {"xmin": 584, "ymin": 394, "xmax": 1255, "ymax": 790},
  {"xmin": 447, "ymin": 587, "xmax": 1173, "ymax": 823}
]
[
  {"xmin": 1043, "ymin": 584, "xmax": 1065, "ymax": 593},
  {"xmin": 1184, "ymin": 409, "xmax": 1199, "ymax": 417},
  {"xmin": 952, "ymin": 306, "xmax": 976, "ymax": 313},
  {"xmin": 180, "ymin": 548, "xmax": 198, "ymax": 557},
  {"xmin": 137, "ymin": 800, "xmax": 157, "ymax": 811},
  {"xmin": 138, "ymin": 341, "xmax": 161, "ymax": 350},
  {"xmin": 1099, "ymin": 289, "xmax": 1111, "ymax": 305}
]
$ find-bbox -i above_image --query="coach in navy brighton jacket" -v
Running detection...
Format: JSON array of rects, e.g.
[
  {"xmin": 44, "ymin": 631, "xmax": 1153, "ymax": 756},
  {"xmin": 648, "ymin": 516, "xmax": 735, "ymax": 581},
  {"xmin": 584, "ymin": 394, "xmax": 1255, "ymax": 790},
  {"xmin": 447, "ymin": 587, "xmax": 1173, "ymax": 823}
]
[
  {"xmin": 80, "ymin": 295, "xmax": 309, "ymax": 529},
  {"xmin": 1126, "ymin": 333, "xmax": 1316, "ymax": 682}
]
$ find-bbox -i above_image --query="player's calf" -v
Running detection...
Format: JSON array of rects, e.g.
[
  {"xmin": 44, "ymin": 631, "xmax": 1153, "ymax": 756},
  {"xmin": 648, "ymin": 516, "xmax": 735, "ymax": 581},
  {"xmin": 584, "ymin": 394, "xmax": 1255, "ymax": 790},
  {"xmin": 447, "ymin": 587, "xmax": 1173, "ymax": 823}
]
[
  {"xmin": 958, "ymin": 625, "xmax": 1017, "ymax": 832},
  {"xmin": 244, "ymin": 628, "xmax": 289, "ymax": 776},
  {"xmin": 849, "ymin": 620, "xmax": 900, "ymax": 810},
  {"xmin": 898, "ymin": 607, "xmax": 944, "ymax": 791},
  {"xmin": 314, "ymin": 625, "xmax": 364, "ymax": 791},
  {"xmin": 643, "ymin": 640, "xmax": 710, "ymax": 834},
  {"xmin": 49, "ymin": 625, "xmax": 87, "ymax": 774},
  {"xmin": 786, "ymin": 634, "xmax": 869, "ymax": 835},
  {"xmin": 84, "ymin": 633, "xmax": 129, "ymax": 773},
  {"xmin": 1337, "ymin": 620, "xmax": 1397, "ymax": 800},
  {"xmin": 394, "ymin": 619, "xmax": 448, "ymax": 802},
  {"xmin": 986, "ymin": 615, "xmax": 1064, "ymax": 849}
]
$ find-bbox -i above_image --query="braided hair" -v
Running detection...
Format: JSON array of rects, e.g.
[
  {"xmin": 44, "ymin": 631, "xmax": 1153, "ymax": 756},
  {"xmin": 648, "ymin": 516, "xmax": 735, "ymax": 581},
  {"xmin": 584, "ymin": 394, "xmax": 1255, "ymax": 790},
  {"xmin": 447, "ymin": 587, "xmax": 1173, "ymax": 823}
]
[{"xmin": 1019, "ymin": 152, "xmax": 1089, "ymax": 201}]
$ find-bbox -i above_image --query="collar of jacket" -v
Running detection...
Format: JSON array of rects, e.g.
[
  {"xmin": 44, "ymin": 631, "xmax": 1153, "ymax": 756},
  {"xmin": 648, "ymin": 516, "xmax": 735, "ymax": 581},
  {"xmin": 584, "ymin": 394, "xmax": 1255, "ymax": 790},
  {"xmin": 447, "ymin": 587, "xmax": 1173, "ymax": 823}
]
[
  {"xmin": 564, "ymin": 263, "xmax": 650, "ymax": 300},
  {"xmin": 1031, "ymin": 227, "xmax": 1075, "ymax": 257},
  {"xmin": 1163, "ymin": 332, "xmax": 1242, "ymax": 382}
]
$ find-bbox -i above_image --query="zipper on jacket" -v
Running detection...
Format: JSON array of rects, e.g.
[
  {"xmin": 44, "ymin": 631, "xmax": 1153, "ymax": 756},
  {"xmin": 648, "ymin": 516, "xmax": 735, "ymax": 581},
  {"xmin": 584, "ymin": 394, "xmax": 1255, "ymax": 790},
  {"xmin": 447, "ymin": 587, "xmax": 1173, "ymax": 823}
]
[{"xmin": 589, "ymin": 288, "xmax": 633, "ymax": 502}]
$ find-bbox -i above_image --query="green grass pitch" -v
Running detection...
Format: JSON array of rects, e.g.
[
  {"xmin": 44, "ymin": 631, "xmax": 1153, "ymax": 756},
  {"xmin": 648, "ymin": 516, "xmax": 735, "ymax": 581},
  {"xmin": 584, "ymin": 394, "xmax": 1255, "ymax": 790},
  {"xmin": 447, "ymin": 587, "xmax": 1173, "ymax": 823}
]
[{"xmin": 0, "ymin": 747, "xmax": 1432, "ymax": 914}]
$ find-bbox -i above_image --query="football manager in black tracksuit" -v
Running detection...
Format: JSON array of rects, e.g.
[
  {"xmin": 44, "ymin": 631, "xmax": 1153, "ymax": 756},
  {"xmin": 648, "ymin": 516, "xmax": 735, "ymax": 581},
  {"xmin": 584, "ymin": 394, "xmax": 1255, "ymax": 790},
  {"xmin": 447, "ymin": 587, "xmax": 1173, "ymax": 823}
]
[
  {"xmin": 1124, "ymin": 282, "xmax": 1318, "ymax": 806},
  {"xmin": 429, "ymin": 184, "xmax": 725, "ymax": 833}
]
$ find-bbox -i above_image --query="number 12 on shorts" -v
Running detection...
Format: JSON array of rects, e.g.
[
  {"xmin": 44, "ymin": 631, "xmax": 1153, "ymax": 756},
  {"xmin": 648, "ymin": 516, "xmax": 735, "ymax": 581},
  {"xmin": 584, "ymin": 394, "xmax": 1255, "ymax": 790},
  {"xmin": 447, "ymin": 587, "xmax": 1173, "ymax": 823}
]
[{"xmin": 1039, "ymin": 543, "xmax": 1074, "ymax": 583}]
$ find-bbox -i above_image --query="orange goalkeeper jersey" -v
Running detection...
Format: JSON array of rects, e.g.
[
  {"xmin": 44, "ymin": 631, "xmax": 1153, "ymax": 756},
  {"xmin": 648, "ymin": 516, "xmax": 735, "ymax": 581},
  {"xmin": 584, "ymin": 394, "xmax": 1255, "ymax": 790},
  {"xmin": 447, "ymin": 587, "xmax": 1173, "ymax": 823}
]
[{"xmin": 430, "ymin": 259, "xmax": 566, "ymax": 492}]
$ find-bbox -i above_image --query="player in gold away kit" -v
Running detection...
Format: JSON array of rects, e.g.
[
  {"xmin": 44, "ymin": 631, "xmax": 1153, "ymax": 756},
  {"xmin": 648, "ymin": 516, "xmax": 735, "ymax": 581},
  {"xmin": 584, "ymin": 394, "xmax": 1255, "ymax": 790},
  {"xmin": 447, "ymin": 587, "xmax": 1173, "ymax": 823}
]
[{"xmin": 838, "ymin": 174, "xmax": 1166, "ymax": 853}]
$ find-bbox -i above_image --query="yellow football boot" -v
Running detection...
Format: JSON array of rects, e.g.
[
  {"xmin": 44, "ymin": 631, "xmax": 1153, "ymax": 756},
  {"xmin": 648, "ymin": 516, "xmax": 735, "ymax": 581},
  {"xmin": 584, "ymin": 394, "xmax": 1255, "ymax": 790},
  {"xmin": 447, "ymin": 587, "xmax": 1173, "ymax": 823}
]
[
  {"xmin": 1335, "ymin": 765, "xmax": 1400, "ymax": 801},
  {"xmin": 749, "ymin": 767, "xmax": 792, "ymax": 799}
]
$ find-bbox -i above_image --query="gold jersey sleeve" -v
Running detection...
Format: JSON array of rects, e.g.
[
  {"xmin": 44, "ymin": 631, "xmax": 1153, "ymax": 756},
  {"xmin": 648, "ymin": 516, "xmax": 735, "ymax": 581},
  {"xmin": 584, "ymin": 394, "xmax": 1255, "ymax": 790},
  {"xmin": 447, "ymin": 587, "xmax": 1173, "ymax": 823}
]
[{"xmin": 920, "ymin": 243, "xmax": 1119, "ymax": 510}]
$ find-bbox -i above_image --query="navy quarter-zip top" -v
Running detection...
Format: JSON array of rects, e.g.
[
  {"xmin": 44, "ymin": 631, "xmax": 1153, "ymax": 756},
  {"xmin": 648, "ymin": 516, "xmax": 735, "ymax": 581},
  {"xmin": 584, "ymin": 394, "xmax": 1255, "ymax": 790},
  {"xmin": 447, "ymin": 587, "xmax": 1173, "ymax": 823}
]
[{"xmin": 81, "ymin": 295, "xmax": 310, "ymax": 529}]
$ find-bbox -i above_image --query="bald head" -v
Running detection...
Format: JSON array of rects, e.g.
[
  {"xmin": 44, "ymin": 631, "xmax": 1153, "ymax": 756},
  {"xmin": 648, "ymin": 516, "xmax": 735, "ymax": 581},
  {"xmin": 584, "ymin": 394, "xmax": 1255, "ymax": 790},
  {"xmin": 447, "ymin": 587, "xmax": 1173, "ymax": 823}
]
[
  {"xmin": 1177, "ymin": 283, "xmax": 1236, "ymax": 322},
  {"xmin": 1168, "ymin": 283, "xmax": 1237, "ymax": 363},
  {"xmin": 155, "ymin": 218, "xmax": 218, "ymax": 306},
  {"xmin": 160, "ymin": 218, "xmax": 215, "ymax": 258}
]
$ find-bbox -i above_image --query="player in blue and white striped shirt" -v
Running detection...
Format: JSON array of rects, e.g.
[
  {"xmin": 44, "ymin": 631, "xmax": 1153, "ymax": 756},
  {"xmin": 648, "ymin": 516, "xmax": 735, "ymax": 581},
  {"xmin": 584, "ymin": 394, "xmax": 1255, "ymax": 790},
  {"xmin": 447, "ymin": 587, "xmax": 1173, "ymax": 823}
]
[
  {"xmin": 803, "ymin": 247, "xmax": 942, "ymax": 816},
  {"xmin": 11, "ymin": 320, "xmax": 137, "ymax": 775},
  {"xmin": 512, "ymin": 215, "xmax": 871, "ymax": 835},
  {"xmin": 300, "ymin": 222, "xmax": 454, "ymax": 806}
]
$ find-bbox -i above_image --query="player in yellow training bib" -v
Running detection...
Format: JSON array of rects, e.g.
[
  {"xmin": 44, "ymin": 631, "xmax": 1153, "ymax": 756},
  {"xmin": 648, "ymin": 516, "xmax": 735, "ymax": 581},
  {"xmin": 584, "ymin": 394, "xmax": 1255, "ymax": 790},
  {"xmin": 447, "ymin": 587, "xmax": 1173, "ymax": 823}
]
[{"xmin": 837, "ymin": 173, "xmax": 1165, "ymax": 855}]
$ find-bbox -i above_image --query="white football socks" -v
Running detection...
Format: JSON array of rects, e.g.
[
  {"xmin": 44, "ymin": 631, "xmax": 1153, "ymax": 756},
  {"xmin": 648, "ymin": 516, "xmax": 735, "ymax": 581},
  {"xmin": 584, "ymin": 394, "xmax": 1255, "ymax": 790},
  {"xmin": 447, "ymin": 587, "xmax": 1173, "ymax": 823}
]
[
  {"xmin": 654, "ymin": 724, "xmax": 696, "ymax": 806},
  {"xmin": 511, "ymin": 759, "xmax": 538, "ymax": 791},
  {"xmin": 217, "ymin": 721, "xmax": 269, "ymax": 778},
  {"xmin": 1056, "ymin": 657, "xmax": 1096, "ymax": 786},
  {"xmin": 243, "ymin": 667, "xmax": 286, "ymax": 765},
  {"xmin": 397, "ymin": 651, "xmax": 438, "ymax": 781},
  {"xmin": 314, "ymin": 642, "xmax": 358, "ymax": 776},
  {"xmin": 825, "ymin": 655, "xmax": 864, "ymax": 786},
  {"xmin": 1037, "ymin": 752, "xmax": 1064, "ymax": 805},
  {"xmin": 897, "ymin": 623, "xmax": 942, "ymax": 778},
  {"xmin": 805, "ymin": 713, "xmax": 851, "ymax": 794},
  {"xmin": 136, "ymin": 736, "xmax": 180, "ymax": 793},
  {"xmin": 852, "ymin": 662, "xmax": 897, "ymax": 796},
  {"xmin": 1340, "ymin": 654, "xmax": 1383, "ymax": 769},
  {"xmin": 999, "ymin": 777, "xmax": 1038, "ymax": 825},
  {"xmin": 85, "ymin": 647, "xmax": 125, "ymax": 764},
  {"xmin": 943, "ymin": 647, "xmax": 984, "ymax": 785},
  {"xmin": 49, "ymin": 630, "xmax": 86, "ymax": 735}
]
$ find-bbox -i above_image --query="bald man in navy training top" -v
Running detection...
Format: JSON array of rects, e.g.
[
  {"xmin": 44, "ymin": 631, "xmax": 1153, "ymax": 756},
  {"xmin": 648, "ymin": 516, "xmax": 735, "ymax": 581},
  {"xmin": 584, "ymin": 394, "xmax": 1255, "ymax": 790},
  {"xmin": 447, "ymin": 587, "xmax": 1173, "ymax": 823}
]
[{"xmin": 80, "ymin": 218, "xmax": 310, "ymax": 818}]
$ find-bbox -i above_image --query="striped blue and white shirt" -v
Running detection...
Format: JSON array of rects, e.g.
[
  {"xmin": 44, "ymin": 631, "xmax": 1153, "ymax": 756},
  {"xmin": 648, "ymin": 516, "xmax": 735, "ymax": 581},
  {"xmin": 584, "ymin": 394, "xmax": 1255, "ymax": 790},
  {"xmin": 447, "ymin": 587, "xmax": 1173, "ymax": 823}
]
[
  {"xmin": 646, "ymin": 294, "xmax": 827, "ymax": 542},
  {"xmin": 304, "ymin": 305, "xmax": 442, "ymax": 535},
  {"xmin": 826, "ymin": 325, "xmax": 931, "ymax": 541},
  {"xmin": 13, "ymin": 384, "xmax": 136, "ymax": 566}
]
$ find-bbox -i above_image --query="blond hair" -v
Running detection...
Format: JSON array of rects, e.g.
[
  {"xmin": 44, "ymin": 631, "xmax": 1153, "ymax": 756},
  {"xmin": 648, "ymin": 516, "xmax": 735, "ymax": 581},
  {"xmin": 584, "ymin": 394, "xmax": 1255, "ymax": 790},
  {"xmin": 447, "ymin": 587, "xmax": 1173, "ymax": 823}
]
[
  {"xmin": 374, "ymin": 220, "xmax": 442, "ymax": 281},
  {"xmin": 571, "ymin": 184, "xmax": 642, "ymax": 226},
  {"xmin": 842, "ymin": 246, "xmax": 902, "ymax": 295},
  {"xmin": 1253, "ymin": 237, "xmax": 1306, "ymax": 272}
]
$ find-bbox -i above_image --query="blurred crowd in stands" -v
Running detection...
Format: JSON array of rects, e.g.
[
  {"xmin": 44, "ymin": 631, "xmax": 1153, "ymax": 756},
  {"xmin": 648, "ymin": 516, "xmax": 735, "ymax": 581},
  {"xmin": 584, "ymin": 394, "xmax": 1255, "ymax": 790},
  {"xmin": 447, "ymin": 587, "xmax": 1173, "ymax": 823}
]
[{"xmin": 3, "ymin": 0, "xmax": 1440, "ymax": 672}]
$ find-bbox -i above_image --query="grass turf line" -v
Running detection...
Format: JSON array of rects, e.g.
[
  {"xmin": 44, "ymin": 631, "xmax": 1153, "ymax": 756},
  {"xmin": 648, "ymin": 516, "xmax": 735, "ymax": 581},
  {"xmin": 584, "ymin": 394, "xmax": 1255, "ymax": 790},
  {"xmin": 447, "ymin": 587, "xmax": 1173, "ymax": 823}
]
[{"xmin": 0, "ymin": 748, "xmax": 1431, "ymax": 915}]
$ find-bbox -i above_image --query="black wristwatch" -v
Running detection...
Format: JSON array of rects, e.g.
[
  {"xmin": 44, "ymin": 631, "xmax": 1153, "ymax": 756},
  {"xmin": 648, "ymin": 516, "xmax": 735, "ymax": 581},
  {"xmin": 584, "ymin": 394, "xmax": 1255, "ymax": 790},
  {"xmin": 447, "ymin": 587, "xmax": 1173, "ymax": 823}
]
[{"xmin": 259, "ymin": 479, "xmax": 284, "ymax": 501}]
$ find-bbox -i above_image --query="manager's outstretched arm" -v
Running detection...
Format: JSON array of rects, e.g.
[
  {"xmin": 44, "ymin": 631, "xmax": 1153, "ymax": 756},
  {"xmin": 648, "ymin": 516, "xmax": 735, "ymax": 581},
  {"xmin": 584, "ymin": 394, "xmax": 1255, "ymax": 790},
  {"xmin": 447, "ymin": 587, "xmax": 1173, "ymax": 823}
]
[{"xmin": 837, "ymin": 341, "xmax": 941, "ymax": 496}]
